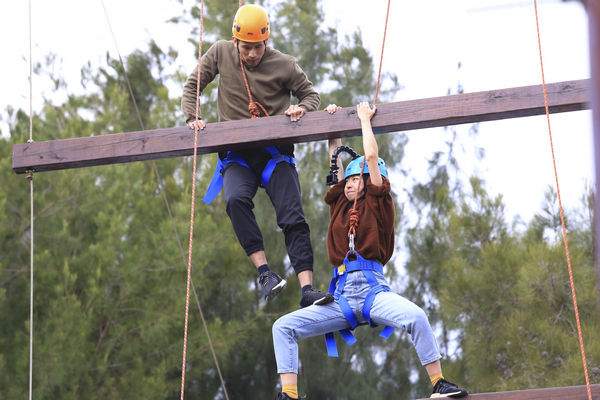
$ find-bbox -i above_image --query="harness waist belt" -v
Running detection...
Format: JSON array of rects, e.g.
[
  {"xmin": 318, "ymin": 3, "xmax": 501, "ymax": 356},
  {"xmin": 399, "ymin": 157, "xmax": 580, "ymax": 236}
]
[
  {"xmin": 324, "ymin": 253, "xmax": 395, "ymax": 357},
  {"xmin": 202, "ymin": 146, "xmax": 295, "ymax": 204}
]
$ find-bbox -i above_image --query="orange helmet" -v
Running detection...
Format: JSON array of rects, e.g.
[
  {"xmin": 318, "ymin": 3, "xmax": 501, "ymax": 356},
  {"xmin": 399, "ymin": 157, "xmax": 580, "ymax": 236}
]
[{"xmin": 232, "ymin": 4, "xmax": 269, "ymax": 42}]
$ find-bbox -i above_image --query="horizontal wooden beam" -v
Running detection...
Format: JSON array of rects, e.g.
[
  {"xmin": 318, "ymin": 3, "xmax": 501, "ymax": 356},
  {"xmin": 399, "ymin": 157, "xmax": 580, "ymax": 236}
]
[
  {"xmin": 12, "ymin": 79, "xmax": 590, "ymax": 174},
  {"xmin": 417, "ymin": 384, "xmax": 600, "ymax": 400}
]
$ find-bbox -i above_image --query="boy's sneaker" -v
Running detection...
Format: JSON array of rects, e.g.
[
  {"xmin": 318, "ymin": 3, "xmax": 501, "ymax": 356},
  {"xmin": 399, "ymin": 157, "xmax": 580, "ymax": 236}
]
[
  {"xmin": 299, "ymin": 288, "xmax": 334, "ymax": 308},
  {"xmin": 276, "ymin": 392, "xmax": 304, "ymax": 399},
  {"xmin": 259, "ymin": 271, "xmax": 287, "ymax": 301},
  {"xmin": 431, "ymin": 378, "xmax": 468, "ymax": 398}
]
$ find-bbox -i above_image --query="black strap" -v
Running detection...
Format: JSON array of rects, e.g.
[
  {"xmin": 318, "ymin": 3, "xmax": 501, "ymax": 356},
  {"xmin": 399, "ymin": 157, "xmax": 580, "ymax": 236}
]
[{"xmin": 326, "ymin": 145, "xmax": 360, "ymax": 186}]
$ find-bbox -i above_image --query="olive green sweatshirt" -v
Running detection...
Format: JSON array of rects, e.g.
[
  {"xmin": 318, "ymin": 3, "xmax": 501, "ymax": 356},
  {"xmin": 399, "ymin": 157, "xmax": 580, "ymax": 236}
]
[{"xmin": 181, "ymin": 40, "xmax": 320, "ymax": 173}]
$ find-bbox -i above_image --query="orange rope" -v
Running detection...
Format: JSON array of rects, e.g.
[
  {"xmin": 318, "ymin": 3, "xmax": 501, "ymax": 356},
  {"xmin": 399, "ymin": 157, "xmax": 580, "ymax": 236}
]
[
  {"xmin": 374, "ymin": 0, "xmax": 391, "ymax": 105},
  {"xmin": 180, "ymin": 1, "xmax": 204, "ymax": 398},
  {"xmin": 235, "ymin": 0, "xmax": 269, "ymax": 118},
  {"xmin": 533, "ymin": 2, "xmax": 592, "ymax": 399},
  {"xmin": 347, "ymin": 160, "xmax": 367, "ymax": 247},
  {"xmin": 347, "ymin": 0, "xmax": 391, "ymax": 245},
  {"xmin": 238, "ymin": 52, "xmax": 269, "ymax": 118}
]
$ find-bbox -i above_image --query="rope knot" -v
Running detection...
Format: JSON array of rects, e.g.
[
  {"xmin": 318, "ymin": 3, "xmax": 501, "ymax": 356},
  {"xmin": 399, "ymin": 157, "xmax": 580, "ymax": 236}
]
[
  {"xmin": 348, "ymin": 208, "xmax": 359, "ymax": 238},
  {"xmin": 248, "ymin": 102, "xmax": 260, "ymax": 118}
]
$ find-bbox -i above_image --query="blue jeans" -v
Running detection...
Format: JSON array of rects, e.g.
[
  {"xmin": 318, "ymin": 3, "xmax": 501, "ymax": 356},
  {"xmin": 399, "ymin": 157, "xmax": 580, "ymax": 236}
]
[{"xmin": 272, "ymin": 269, "xmax": 441, "ymax": 373}]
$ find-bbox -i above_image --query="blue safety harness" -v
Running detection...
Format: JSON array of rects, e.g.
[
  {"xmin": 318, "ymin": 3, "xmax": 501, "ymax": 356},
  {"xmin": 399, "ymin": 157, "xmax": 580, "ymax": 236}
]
[
  {"xmin": 201, "ymin": 146, "xmax": 295, "ymax": 204},
  {"xmin": 324, "ymin": 252, "xmax": 395, "ymax": 357}
]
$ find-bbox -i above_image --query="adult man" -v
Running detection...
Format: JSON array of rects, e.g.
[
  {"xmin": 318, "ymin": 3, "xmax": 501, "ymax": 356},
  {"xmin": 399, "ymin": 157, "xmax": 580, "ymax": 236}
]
[{"xmin": 181, "ymin": 4, "xmax": 332, "ymax": 308}]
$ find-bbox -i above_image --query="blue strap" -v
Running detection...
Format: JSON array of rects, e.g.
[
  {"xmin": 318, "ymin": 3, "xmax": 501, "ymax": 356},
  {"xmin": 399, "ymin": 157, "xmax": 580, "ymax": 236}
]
[
  {"xmin": 323, "ymin": 252, "xmax": 394, "ymax": 357},
  {"xmin": 343, "ymin": 259, "xmax": 385, "ymax": 275},
  {"xmin": 380, "ymin": 325, "xmax": 395, "ymax": 338},
  {"xmin": 327, "ymin": 273, "xmax": 337, "ymax": 295},
  {"xmin": 202, "ymin": 153, "xmax": 251, "ymax": 204},
  {"xmin": 333, "ymin": 271, "xmax": 347, "ymax": 299},
  {"xmin": 325, "ymin": 329, "xmax": 357, "ymax": 357},
  {"xmin": 201, "ymin": 157, "xmax": 225, "ymax": 204},
  {"xmin": 261, "ymin": 146, "xmax": 295, "ymax": 187},
  {"xmin": 340, "ymin": 329, "xmax": 357, "ymax": 345},
  {"xmin": 362, "ymin": 290, "xmax": 378, "ymax": 326},
  {"xmin": 332, "ymin": 273, "xmax": 359, "ymax": 328},
  {"xmin": 202, "ymin": 147, "xmax": 294, "ymax": 204},
  {"xmin": 337, "ymin": 295, "xmax": 359, "ymax": 329},
  {"xmin": 361, "ymin": 269, "xmax": 389, "ymax": 327},
  {"xmin": 325, "ymin": 332, "xmax": 338, "ymax": 357}
]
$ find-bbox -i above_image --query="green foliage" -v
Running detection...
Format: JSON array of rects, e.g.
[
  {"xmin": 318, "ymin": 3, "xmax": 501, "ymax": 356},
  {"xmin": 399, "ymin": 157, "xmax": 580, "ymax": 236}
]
[
  {"xmin": 403, "ymin": 128, "xmax": 600, "ymax": 395},
  {"xmin": 0, "ymin": 37, "xmax": 251, "ymax": 399},
  {"xmin": 2, "ymin": 1, "xmax": 598, "ymax": 399}
]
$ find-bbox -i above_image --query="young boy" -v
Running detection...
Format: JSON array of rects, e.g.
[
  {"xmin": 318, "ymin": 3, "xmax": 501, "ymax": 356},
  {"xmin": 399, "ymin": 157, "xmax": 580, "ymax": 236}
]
[{"xmin": 271, "ymin": 102, "xmax": 468, "ymax": 399}]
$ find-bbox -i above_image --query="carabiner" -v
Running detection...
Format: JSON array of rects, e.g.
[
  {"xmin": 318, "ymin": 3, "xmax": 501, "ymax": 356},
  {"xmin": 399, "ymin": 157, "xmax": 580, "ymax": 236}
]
[{"xmin": 348, "ymin": 233, "xmax": 356, "ymax": 254}]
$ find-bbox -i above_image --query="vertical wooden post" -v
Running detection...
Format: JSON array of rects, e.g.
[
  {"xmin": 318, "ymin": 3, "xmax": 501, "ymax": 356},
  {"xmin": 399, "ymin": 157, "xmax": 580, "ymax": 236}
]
[{"xmin": 590, "ymin": 0, "xmax": 600, "ymax": 310}]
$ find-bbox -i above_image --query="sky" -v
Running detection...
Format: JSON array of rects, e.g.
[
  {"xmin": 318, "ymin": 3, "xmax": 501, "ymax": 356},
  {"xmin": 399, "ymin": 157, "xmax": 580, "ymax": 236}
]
[{"xmin": 0, "ymin": 0, "xmax": 594, "ymax": 226}]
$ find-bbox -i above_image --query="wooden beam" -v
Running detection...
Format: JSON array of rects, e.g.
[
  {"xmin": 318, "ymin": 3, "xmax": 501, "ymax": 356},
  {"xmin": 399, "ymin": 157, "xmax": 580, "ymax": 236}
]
[
  {"xmin": 12, "ymin": 79, "xmax": 590, "ymax": 174},
  {"xmin": 417, "ymin": 384, "xmax": 600, "ymax": 400}
]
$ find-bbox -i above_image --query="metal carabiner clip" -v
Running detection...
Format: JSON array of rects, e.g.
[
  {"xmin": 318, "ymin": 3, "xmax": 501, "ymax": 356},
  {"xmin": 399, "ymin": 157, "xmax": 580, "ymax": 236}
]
[{"xmin": 348, "ymin": 233, "xmax": 356, "ymax": 255}]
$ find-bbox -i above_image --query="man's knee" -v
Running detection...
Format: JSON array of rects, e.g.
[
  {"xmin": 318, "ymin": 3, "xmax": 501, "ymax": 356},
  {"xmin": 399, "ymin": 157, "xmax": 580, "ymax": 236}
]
[
  {"xmin": 225, "ymin": 192, "xmax": 254, "ymax": 216},
  {"xmin": 279, "ymin": 214, "xmax": 309, "ymax": 234}
]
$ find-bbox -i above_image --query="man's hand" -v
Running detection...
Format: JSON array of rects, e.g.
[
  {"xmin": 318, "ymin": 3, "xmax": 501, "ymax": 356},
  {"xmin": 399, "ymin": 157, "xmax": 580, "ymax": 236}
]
[
  {"xmin": 188, "ymin": 119, "xmax": 206, "ymax": 132},
  {"xmin": 324, "ymin": 104, "xmax": 341, "ymax": 114},
  {"xmin": 285, "ymin": 105, "xmax": 306, "ymax": 122}
]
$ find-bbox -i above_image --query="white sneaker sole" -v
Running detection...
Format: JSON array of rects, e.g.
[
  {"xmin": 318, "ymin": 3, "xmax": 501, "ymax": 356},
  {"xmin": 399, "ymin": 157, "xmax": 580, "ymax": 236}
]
[
  {"xmin": 312, "ymin": 293, "xmax": 334, "ymax": 306},
  {"xmin": 430, "ymin": 391, "xmax": 465, "ymax": 398},
  {"xmin": 266, "ymin": 279, "xmax": 287, "ymax": 301}
]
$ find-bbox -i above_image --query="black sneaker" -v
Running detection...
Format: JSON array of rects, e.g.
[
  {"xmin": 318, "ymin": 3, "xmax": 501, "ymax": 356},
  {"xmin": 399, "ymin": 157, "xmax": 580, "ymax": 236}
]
[
  {"xmin": 259, "ymin": 271, "xmax": 287, "ymax": 301},
  {"xmin": 299, "ymin": 288, "xmax": 334, "ymax": 308},
  {"xmin": 431, "ymin": 378, "xmax": 468, "ymax": 398},
  {"xmin": 276, "ymin": 392, "xmax": 303, "ymax": 399}
]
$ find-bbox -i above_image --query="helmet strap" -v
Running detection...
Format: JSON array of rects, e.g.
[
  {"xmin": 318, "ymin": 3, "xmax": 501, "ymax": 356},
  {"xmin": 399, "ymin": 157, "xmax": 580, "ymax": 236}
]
[{"xmin": 326, "ymin": 145, "xmax": 360, "ymax": 186}]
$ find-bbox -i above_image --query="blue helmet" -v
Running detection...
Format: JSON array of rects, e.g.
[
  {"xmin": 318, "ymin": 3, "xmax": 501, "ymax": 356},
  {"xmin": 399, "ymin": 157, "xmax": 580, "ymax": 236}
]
[{"xmin": 344, "ymin": 156, "xmax": 388, "ymax": 179}]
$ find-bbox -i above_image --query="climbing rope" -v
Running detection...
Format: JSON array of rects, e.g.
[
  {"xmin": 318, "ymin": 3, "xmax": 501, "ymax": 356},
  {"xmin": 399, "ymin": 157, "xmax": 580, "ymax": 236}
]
[
  {"xmin": 100, "ymin": 0, "xmax": 144, "ymax": 130},
  {"xmin": 347, "ymin": 160, "xmax": 367, "ymax": 254},
  {"xmin": 347, "ymin": 0, "xmax": 391, "ymax": 247},
  {"xmin": 234, "ymin": 0, "xmax": 269, "ymax": 118},
  {"xmin": 533, "ymin": 2, "xmax": 592, "ymax": 399},
  {"xmin": 182, "ymin": 0, "xmax": 205, "ymax": 398},
  {"xmin": 27, "ymin": 1, "xmax": 34, "ymax": 399},
  {"xmin": 239, "ymin": 52, "xmax": 269, "ymax": 118},
  {"xmin": 374, "ymin": 0, "xmax": 391, "ymax": 106},
  {"xmin": 99, "ymin": 1, "xmax": 228, "ymax": 398},
  {"xmin": 181, "ymin": 1, "xmax": 229, "ymax": 399}
]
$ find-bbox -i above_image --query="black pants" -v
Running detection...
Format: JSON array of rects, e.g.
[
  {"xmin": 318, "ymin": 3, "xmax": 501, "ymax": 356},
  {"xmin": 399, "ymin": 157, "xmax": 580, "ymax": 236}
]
[{"xmin": 222, "ymin": 162, "xmax": 313, "ymax": 275}]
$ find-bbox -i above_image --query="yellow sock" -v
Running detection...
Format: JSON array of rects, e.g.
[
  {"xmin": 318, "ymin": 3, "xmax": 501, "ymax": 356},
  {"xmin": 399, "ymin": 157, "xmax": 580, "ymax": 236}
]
[
  {"xmin": 282, "ymin": 384, "xmax": 299, "ymax": 399},
  {"xmin": 430, "ymin": 372, "xmax": 444, "ymax": 387}
]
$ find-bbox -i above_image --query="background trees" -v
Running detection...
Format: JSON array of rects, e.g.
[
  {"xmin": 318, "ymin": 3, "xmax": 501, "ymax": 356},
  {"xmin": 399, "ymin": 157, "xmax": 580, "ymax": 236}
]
[{"xmin": 1, "ymin": 0, "xmax": 598, "ymax": 399}]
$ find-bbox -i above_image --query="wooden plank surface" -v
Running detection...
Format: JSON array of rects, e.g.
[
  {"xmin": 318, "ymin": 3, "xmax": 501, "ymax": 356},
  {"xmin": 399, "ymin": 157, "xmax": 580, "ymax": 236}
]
[
  {"xmin": 417, "ymin": 384, "xmax": 600, "ymax": 400},
  {"xmin": 12, "ymin": 79, "xmax": 590, "ymax": 174}
]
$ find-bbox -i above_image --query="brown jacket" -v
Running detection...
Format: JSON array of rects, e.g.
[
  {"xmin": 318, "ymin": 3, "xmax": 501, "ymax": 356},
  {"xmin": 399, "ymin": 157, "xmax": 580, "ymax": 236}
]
[
  {"xmin": 325, "ymin": 177, "xmax": 395, "ymax": 266},
  {"xmin": 181, "ymin": 40, "xmax": 320, "ymax": 172}
]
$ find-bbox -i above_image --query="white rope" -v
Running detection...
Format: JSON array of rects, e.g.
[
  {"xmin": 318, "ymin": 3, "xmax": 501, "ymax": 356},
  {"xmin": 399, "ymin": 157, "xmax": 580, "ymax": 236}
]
[
  {"xmin": 27, "ymin": 1, "xmax": 35, "ymax": 399},
  {"xmin": 100, "ymin": 2, "xmax": 228, "ymax": 398},
  {"xmin": 28, "ymin": 172, "xmax": 34, "ymax": 400}
]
